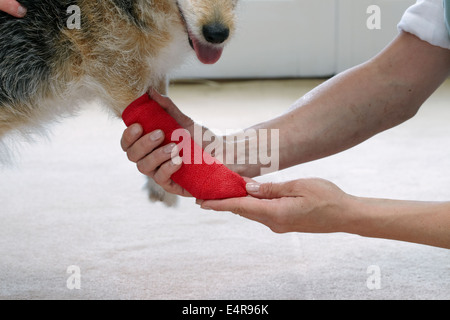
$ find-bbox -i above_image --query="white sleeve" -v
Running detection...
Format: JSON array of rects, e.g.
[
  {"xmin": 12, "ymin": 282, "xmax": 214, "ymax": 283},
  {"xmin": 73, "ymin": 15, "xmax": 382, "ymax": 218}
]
[{"xmin": 398, "ymin": 0, "xmax": 450, "ymax": 50}]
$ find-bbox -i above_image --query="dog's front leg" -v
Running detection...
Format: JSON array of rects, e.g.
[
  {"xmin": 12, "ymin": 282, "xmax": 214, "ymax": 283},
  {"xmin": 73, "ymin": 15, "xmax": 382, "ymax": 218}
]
[
  {"xmin": 102, "ymin": 75, "xmax": 178, "ymax": 207},
  {"xmin": 153, "ymin": 77, "xmax": 169, "ymax": 96},
  {"xmin": 144, "ymin": 78, "xmax": 179, "ymax": 207}
]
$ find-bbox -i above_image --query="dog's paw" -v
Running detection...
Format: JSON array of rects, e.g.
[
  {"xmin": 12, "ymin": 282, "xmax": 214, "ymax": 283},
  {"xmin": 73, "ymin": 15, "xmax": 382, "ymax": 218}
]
[{"xmin": 145, "ymin": 178, "xmax": 179, "ymax": 207}]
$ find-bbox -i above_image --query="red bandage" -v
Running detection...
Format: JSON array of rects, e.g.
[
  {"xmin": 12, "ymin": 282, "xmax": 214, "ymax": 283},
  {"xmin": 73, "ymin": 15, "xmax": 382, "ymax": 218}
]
[{"xmin": 122, "ymin": 93, "xmax": 248, "ymax": 200}]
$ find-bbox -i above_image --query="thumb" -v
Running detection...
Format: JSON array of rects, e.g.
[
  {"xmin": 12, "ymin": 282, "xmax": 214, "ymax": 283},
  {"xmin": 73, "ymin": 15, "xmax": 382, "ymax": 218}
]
[
  {"xmin": 148, "ymin": 88, "xmax": 215, "ymax": 149},
  {"xmin": 148, "ymin": 88, "xmax": 194, "ymax": 130},
  {"xmin": 246, "ymin": 180, "xmax": 300, "ymax": 199}
]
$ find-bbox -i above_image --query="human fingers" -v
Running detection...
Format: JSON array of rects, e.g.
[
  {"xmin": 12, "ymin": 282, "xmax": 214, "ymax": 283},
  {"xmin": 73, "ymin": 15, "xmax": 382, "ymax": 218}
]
[
  {"xmin": 200, "ymin": 196, "xmax": 276, "ymax": 223},
  {"xmin": 0, "ymin": 0, "xmax": 26, "ymax": 17},
  {"xmin": 124, "ymin": 129, "xmax": 166, "ymax": 164},
  {"xmin": 152, "ymin": 156, "xmax": 192, "ymax": 197},
  {"xmin": 245, "ymin": 180, "xmax": 305, "ymax": 199},
  {"xmin": 200, "ymin": 196, "xmax": 299, "ymax": 233},
  {"xmin": 135, "ymin": 142, "xmax": 177, "ymax": 176},
  {"xmin": 121, "ymin": 124, "xmax": 144, "ymax": 152}
]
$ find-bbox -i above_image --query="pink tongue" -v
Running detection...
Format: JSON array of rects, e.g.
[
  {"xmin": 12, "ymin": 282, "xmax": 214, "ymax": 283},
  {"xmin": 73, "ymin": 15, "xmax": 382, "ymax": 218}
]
[{"xmin": 191, "ymin": 34, "xmax": 223, "ymax": 65}]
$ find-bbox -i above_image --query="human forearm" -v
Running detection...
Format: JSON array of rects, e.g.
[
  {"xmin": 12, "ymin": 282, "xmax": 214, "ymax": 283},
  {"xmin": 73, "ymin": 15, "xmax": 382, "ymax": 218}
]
[
  {"xmin": 229, "ymin": 64, "xmax": 389, "ymax": 177},
  {"xmin": 345, "ymin": 196, "xmax": 450, "ymax": 249},
  {"xmin": 234, "ymin": 32, "xmax": 450, "ymax": 178},
  {"xmin": 251, "ymin": 62, "xmax": 412, "ymax": 170},
  {"xmin": 200, "ymin": 178, "xmax": 450, "ymax": 249}
]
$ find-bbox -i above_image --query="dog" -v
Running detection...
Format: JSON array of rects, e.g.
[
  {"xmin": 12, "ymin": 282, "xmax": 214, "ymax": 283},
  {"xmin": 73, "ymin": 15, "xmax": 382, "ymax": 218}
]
[{"xmin": 0, "ymin": 0, "xmax": 239, "ymax": 205}]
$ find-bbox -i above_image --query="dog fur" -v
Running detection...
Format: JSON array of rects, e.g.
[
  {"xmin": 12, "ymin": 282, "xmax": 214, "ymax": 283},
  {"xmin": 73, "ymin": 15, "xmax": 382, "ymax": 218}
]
[{"xmin": 0, "ymin": 0, "xmax": 238, "ymax": 205}]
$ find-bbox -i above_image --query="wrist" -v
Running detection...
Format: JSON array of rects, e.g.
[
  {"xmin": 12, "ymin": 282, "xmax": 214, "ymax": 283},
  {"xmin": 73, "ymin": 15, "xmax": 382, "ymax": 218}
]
[
  {"xmin": 221, "ymin": 128, "xmax": 280, "ymax": 178},
  {"xmin": 221, "ymin": 135, "xmax": 262, "ymax": 177},
  {"xmin": 338, "ymin": 195, "xmax": 373, "ymax": 236}
]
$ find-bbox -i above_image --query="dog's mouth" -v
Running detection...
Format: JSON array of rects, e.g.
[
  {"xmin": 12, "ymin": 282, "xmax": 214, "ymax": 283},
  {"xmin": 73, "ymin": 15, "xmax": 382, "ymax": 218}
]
[
  {"xmin": 176, "ymin": 3, "xmax": 224, "ymax": 65},
  {"xmin": 188, "ymin": 29, "xmax": 224, "ymax": 65}
]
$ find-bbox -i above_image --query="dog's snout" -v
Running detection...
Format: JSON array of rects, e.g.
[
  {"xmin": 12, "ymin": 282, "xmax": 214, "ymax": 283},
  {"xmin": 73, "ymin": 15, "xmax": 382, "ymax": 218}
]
[{"xmin": 202, "ymin": 23, "xmax": 230, "ymax": 44}]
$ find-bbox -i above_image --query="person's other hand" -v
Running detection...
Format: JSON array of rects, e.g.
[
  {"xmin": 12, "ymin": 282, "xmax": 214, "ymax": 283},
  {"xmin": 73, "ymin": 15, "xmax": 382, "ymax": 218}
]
[
  {"xmin": 0, "ymin": 0, "xmax": 26, "ymax": 17},
  {"xmin": 198, "ymin": 178, "xmax": 354, "ymax": 234}
]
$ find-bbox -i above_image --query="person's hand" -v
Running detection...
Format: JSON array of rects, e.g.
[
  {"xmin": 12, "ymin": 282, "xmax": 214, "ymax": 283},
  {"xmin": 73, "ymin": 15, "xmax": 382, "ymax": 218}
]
[
  {"xmin": 0, "ymin": 0, "xmax": 26, "ymax": 17},
  {"xmin": 121, "ymin": 89, "xmax": 200, "ymax": 197},
  {"xmin": 198, "ymin": 178, "xmax": 354, "ymax": 234},
  {"xmin": 121, "ymin": 89, "xmax": 258, "ymax": 198}
]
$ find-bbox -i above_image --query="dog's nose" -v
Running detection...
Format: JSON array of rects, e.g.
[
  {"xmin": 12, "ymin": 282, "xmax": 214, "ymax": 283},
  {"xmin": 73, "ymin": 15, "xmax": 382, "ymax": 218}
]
[{"xmin": 202, "ymin": 23, "xmax": 230, "ymax": 44}]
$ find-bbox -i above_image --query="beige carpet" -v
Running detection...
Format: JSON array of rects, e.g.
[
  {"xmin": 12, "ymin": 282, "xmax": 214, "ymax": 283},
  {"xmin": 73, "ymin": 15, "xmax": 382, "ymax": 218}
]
[{"xmin": 0, "ymin": 79, "xmax": 449, "ymax": 300}]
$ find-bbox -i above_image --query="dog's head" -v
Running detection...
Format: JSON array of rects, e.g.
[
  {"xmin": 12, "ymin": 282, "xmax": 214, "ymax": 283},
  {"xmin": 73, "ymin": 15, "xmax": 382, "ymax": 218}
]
[{"xmin": 175, "ymin": 0, "xmax": 239, "ymax": 64}]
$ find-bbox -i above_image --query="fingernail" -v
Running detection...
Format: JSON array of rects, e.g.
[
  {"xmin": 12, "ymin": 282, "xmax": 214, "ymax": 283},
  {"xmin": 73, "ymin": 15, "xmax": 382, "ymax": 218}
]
[
  {"xmin": 246, "ymin": 183, "xmax": 261, "ymax": 193},
  {"xmin": 150, "ymin": 129, "xmax": 163, "ymax": 141},
  {"xmin": 17, "ymin": 5, "xmax": 27, "ymax": 17},
  {"xmin": 130, "ymin": 125, "xmax": 141, "ymax": 137},
  {"xmin": 171, "ymin": 155, "xmax": 182, "ymax": 166},
  {"xmin": 163, "ymin": 143, "xmax": 176, "ymax": 154}
]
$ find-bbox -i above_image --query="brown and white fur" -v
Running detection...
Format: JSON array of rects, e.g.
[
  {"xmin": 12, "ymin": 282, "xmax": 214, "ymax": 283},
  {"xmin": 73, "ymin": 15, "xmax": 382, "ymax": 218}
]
[{"xmin": 0, "ymin": 0, "xmax": 238, "ymax": 205}]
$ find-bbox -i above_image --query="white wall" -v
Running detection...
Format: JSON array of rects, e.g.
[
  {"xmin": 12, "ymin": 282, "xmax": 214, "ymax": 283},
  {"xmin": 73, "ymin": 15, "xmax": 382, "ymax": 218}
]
[
  {"xmin": 172, "ymin": 0, "xmax": 416, "ymax": 79},
  {"xmin": 336, "ymin": 0, "xmax": 416, "ymax": 73}
]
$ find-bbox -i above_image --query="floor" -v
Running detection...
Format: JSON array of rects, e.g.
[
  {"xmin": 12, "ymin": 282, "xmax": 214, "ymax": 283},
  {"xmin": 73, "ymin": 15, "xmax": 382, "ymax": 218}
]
[{"xmin": 0, "ymin": 78, "xmax": 449, "ymax": 300}]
